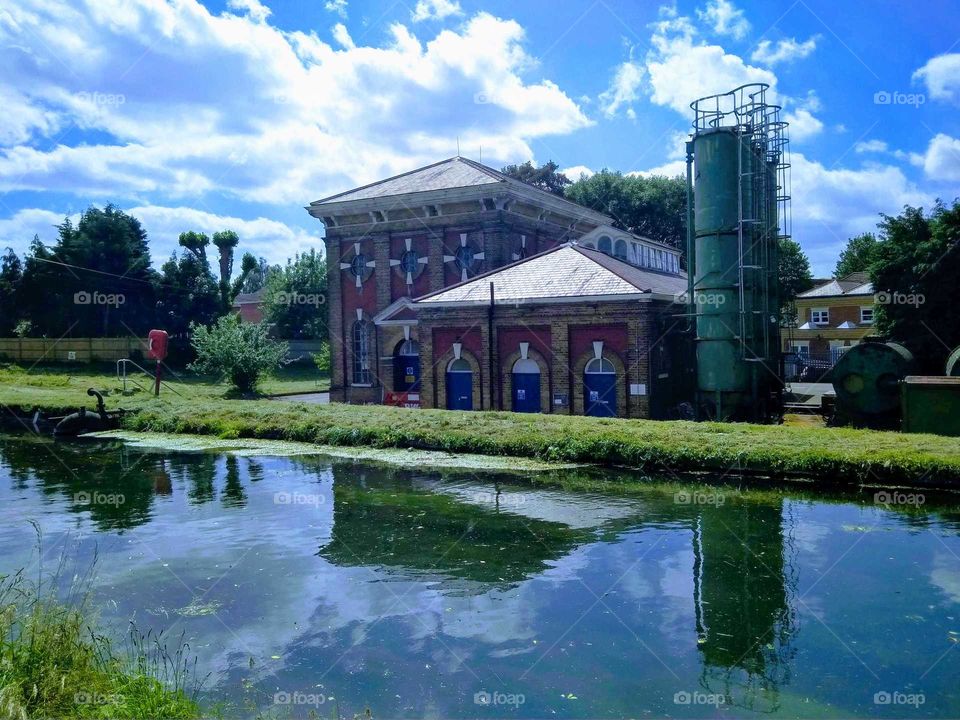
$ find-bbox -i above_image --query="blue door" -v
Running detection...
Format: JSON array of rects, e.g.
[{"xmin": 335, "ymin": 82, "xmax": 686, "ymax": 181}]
[
  {"xmin": 584, "ymin": 372, "xmax": 617, "ymax": 417},
  {"xmin": 446, "ymin": 371, "xmax": 473, "ymax": 410},
  {"xmin": 512, "ymin": 372, "xmax": 540, "ymax": 413},
  {"xmin": 394, "ymin": 355, "xmax": 420, "ymax": 391}
]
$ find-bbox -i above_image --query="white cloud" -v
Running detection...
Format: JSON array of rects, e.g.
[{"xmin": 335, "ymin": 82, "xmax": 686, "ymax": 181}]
[
  {"xmin": 854, "ymin": 139, "xmax": 889, "ymax": 154},
  {"xmin": 411, "ymin": 0, "xmax": 463, "ymax": 23},
  {"xmin": 324, "ymin": 0, "xmax": 347, "ymax": 19},
  {"xmin": 331, "ymin": 22, "xmax": 354, "ymax": 49},
  {"xmin": 647, "ymin": 29, "xmax": 776, "ymax": 115},
  {"xmin": 0, "ymin": 3, "xmax": 590, "ymax": 206},
  {"xmin": 751, "ymin": 36, "xmax": 818, "ymax": 65},
  {"xmin": 696, "ymin": 0, "xmax": 750, "ymax": 40},
  {"xmin": 0, "ymin": 208, "xmax": 65, "ymax": 256},
  {"xmin": 227, "ymin": 0, "xmax": 271, "ymax": 23},
  {"xmin": 784, "ymin": 108, "xmax": 823, "ymax": 142},
  {"xmin": 598, "ymin": 61, "xmax": 644, "ymax": 118},
  {"xmin": 630, "ymin": 160, "xmax": 687, "ymax": 178},
  {"xmin": 915, "ymin": 133, "xmax": 960, "ymax": 182},
  {"xmin": 560, "ymin": 165, "xmax": 594, "ymax": 180},
  {"xmin": 912, "ymin": 53, "xmax": 960, "ymax": 104}
]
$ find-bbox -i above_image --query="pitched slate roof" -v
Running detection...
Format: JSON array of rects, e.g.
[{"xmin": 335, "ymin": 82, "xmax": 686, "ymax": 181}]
[
  {"xmin": 799, "ymin": 271, "xmax": 874, "ymax": 298},
  {"xmin": 414, "ymin": 243, "xmax": 686, "ymax": 305},
  {"xmin": 312, "ymin": 157, "xmax": 504, "ymax": 204}
]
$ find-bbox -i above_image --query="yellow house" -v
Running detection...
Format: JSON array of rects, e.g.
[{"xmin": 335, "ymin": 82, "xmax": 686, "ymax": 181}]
[{"xmin": 783, "ymin": 272, "xmax": 876, "ymax": 359}]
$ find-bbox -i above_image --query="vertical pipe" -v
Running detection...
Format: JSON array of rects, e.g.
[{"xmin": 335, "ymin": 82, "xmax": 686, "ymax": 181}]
[
  {"xmin": 488, "ymin": 281, "xmax": 496, "ymax": 410},
  {"xmin": 685, "ymin": 140, "xmax": 695, "ymax": 333}
]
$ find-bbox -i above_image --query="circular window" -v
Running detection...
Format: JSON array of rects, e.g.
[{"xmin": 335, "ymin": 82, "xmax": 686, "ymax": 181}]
[
  {"xmin": 455, "ymin": 245, "xmax": 474, "ymax": 272},
  {"xmin": 350, "ymin": 253, "xmax": 367, "ymax": 277},
  {"xmin": 400, "ymin": 249, "xmax": 419, "ymax": 273}
]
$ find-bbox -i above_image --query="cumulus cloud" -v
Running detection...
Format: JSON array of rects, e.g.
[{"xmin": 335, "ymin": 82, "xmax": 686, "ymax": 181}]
[
  {"xmin": 324, "ymin": 0, "xmax": 347, "ymax": 19},
  {"xmin": 560, "ymin": 165, "xmax": 594, "ymax": 180},
  {"xmin": 914, "ymin": 133, "xmax": 960, "ymax": 182},
  {"xmin": 227, "ymin": 0, "xmax": 271, "ymax": 23},
  {"xmin": 854, "ymin": 139, "xmax": 889, "ymax": 154},
  {"xmin": 784, "ymin": 109, "xmax": 823, "ymax": 142},
  {"xmin": 0, "ymin": 2, "xmax": 589, "ymax": 207},
  {"xmin": 913, "ymin": 53, "xmax": 960, "ymax": 104},
  {"xmin": 696, "ymin": 0, "xmax": 750, "ymax": 40},
  {"xmin": 331, "ymin": 22, "xmax": 354, "ymax": 49},
  {"xmin": 751, "ymin": 36, "xmax": 819, "ymax": 65},
  {"xmin": 598, "ymin": 61, "xmax": 644, "ymax": 118},
  {"xmin": 411, "ymin": 0, "xmax": 463, "ymax": 23}
]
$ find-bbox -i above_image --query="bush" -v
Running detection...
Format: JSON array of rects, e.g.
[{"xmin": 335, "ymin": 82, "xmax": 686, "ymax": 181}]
[
  {"xmin": 311, "ymin": 341, "xmax": 331, "ymax": 374},
  {"xmin": 188, "ymin": 316, "xmax": 288, "ymax": 393}
]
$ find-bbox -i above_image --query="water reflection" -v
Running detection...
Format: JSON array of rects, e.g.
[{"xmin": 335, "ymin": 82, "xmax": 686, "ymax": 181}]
[{"xmin": 0, "ymin": 434, "xmax": 958, "ymax": 718}]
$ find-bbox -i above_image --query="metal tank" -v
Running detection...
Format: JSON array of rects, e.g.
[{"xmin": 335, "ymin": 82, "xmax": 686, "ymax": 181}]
[
  {"xmin": 830, "ymin": 341, "xmax": 915, "ymax": 427},
  {"xmin": 687, "ymin": 84, "xmax": 788, "ymax": 422},
  {"xmin": 947, "ymin": 345, "xmax": 960, "ymax": 376}
]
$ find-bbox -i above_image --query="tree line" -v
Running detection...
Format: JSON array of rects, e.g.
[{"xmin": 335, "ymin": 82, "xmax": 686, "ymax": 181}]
[
  {"xmin": 503, "ymin": 161, "xmax": 960, "ymax": 371},
  {"xmin": 0, "ymin": 205, "xmax": 327, "ymax": 348}
]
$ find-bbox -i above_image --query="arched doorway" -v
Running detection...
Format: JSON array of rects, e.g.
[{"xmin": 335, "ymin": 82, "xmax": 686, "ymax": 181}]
[
  {"xmin": 393, "ymin": 339, "xmax": 420, "ymax": 392},
  {"xmin": 446, "ymin": 358, "xmax": 473, "ymax": 410},
  {"xmin": 511, "ymin": 357, "xmax": 540, "ymax": 413},
  {"xmin": 584, "ymin": 356, "xmax": 617, "ymax": 417}
]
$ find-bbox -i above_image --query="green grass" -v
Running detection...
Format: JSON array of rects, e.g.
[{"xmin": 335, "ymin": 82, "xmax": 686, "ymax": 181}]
[
  {"xmin": 3, "ymin": 363, "xmax": 960, "ymax": 486},
  {"xmin": 0, "ymin": 567, "xmax": 201, "ymax": 720},
  {"xmin": 0, "ymin": 361, "xmax": 328, "ymax": 410}
]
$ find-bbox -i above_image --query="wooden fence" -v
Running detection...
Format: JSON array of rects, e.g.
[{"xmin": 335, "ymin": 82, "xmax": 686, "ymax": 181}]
[{"xmin": 0, "ymin": 338, "xmax": 326, "ymax": 364}]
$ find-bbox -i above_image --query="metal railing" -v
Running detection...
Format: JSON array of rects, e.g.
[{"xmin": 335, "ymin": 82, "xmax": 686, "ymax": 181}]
[{"xmin": 116, "ymin": 359, "xmax": 184, "ymax": 396}]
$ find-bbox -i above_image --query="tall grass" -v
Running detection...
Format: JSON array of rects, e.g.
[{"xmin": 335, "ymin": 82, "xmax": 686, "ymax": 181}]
[{"xmin": 0, "ymin": 538, "xmax": 201, "ymax": 720}]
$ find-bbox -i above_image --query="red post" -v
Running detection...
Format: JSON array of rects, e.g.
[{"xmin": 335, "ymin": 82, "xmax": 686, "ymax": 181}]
[{"xmin": 154, "ymin": 360, "xmax": 162, "ymax": 396}]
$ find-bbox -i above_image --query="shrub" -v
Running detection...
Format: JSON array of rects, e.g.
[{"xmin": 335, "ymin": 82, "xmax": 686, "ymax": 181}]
[
  {"xmin": 189, "ymin": 316, "xmax": 288, "ymax": 393},
  {"xmin": 311, "ymin": 341, "xmax": 331, "ymax": 374}
]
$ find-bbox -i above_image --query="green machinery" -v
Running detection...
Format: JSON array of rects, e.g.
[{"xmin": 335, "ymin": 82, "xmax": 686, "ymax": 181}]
[
  {"xmin": 830, "ymin": 341, "xmax": 915, "ymax": 428},
  {"xmin": 947, "ymin": 345, "xmax": 960, "ymax": 377},
  {"xmin": 686, "ymin": 84, "xmax": 788, "ymax": 422}
]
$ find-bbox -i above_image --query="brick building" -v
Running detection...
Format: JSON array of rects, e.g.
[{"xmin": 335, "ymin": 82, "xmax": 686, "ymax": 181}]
[
  {"xmin": 306, "ymin": 156, "xmax": 686, "ymax": 418},
  {"xmin": 784, "ymin": 272, "xmax": 876, "ymax": 358}
]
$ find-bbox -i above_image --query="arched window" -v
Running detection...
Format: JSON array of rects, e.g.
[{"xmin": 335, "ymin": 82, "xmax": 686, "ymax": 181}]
[
  {"xmin": 352, "ymin": 320, "xmax": 372, "ymax": 385},
  {"xmin": 398, "ymin": 339, "xmax": 418, "ymax": 356},
  {"xmin": 597, "ymin": 235, "xmax": 612, "ymax": 254},
  {"xmin": 512, "ymin": 358, "xmax": 540, "ymax": 374},
  {"xmin": 585, "ymin": 357, "xmax": 616, "ymax": 374},
  {"xmin": 614, "ymin": 239, "xmax": 628, "ymax": 260},
  {"xmin": 448, "ymin": 357, "xmax": 471, "ymax": 372}
]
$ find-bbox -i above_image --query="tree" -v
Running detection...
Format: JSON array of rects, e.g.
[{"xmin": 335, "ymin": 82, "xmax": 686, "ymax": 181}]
[
  {"xmin": 18, "ymin": 206, "xmax": 157, "ymax": 337},
  {"xmin": 238, "ymin": 256, "xmax": 273, "ymax": 293},
  {"xmin": 564, "ymin": 171, "xmax": 687, "ymax": 251},
  {"xmin": 872, "ymin": 201, "xmax": 960, "ymax": 373},
  {"xmin": 262, "ymin": 249, "xmax": 327, "ymax": 340},
  {"xmin": 778, "ymin": 237, "xmax": 814, "ymax": 302},
  {"xmin": 835, "ymin": 232, "xmax": 881, "ymax": 278},
  {"xmin": 500, "ymin": 160, "xmax": 571, "ymax": 196},
  {"xmin": 156, "ymin": 251, "xmax": 222, "ymax": 337},
  {"xmin": 189, "ymin": 315, "xmax": 288, "ymax": 393},
  {"xmin": 178, "ymin": 231, "xmax": 210, "ymax": 263},
  {"xmin": 0, "ymin": 248, "xmax": 22, "ymax": 336}
]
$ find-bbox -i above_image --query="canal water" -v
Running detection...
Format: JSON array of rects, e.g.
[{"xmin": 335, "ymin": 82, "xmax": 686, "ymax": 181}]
[{"xmin": 0, "ymin": 433, "xmax": 958, "ymax": 718}]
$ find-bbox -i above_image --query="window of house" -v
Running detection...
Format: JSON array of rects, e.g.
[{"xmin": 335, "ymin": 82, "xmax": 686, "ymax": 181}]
[
  {"xmin": 597, "ymin": 235, "xmax": 612, "ymax": 254},
  {"xmin": 811, "ymin": 308, "xmax": 829, "ymax": 325},
  {"xmin": 614, "ymin": 239, "xmax": 628, "ymax": 260},
  {"xmin": 860, "ymin": 307, "xmax": 874, "ymax": 324},
  {"xmin": 352, "ymin": 320, "xmax": 372, "ymax": 385}
]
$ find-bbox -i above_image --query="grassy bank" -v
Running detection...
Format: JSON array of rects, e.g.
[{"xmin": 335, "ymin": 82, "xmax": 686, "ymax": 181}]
[
  {"xmin": 0, "ymin": 569, "xmax": 200, "ymax": 720},
  {"xmin": 0, "ymin": 361, "xmax": 328, "ymax": 410},
  {"xmin": 118, "ymin": 397, "xmax": 960, "ymax": 486},
  {"xmin": 3, "ymin": 363, "xmax": 960, "ymax": 486}
]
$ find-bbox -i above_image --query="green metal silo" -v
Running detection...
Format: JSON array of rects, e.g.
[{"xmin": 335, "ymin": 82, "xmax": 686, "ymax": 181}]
[{"xmin": 687, "ymin": 84, "xmax": 788, "ymax": 422}]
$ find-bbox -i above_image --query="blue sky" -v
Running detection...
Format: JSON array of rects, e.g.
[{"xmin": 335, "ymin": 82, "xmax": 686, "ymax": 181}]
[{"xmin": 1, "ymin": 0, "xmax": 958, "ymax": 276}]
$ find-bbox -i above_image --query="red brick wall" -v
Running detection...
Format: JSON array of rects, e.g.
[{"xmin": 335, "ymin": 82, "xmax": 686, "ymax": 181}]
[
  {"xmin": 432, "ymin": 327, "xmax": 483, "ymax": 364},
  {"xmin": 497, "ymin": 325, "xmax": 552, "ymax": 363},
  {"xmin": 233, "ymin": 304, "xmax": 264, "ymax": 323},
  {"xmin": 569, "ymin": 324, "xmax": 629, "ymax": 365}
]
